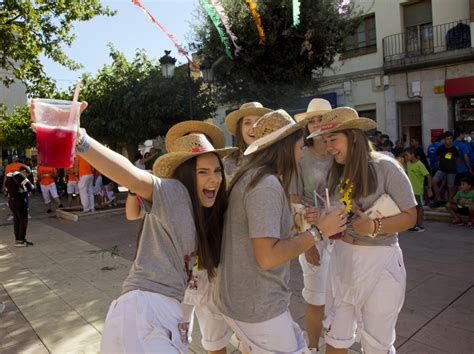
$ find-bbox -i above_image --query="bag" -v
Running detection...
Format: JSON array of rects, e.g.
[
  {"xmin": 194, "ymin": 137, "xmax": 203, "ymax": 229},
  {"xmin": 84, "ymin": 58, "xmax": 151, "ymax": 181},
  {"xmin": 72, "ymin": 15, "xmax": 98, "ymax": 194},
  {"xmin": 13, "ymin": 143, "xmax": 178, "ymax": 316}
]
[{"xmin": 364, "ymin": 194, "xmax": 401, "ymax": 220}]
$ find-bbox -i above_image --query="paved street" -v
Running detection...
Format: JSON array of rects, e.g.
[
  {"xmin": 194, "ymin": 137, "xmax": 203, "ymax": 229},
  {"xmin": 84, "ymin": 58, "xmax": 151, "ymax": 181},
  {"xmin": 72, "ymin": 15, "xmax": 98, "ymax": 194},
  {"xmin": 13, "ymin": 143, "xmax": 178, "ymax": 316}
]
[{"xmin": 0, "ymin": 193, "xmax": 473, "ymax": 353}]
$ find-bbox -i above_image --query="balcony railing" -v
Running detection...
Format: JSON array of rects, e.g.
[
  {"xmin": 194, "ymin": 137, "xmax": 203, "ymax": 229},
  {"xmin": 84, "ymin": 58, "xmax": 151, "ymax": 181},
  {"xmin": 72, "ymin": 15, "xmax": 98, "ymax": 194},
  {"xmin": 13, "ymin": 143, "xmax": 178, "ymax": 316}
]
[{"xmin": 383, "ymin": 19, "xmax": 471, "ymax": 64}]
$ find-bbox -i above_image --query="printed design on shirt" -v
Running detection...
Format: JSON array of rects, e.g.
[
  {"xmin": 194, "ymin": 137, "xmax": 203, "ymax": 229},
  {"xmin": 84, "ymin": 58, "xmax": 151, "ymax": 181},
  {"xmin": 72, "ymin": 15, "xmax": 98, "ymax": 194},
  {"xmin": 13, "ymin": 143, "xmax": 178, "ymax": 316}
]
[
  {"xmin": 338, "ymin": 178, "xmax": 353, "ymax": 213},
  {"xmin": 184, "ymin": 251, "xmax": 198, "ymax": 289},
  {"xmin": 445, "ymin": 152, "xmax": 452, "ymax": 159}
]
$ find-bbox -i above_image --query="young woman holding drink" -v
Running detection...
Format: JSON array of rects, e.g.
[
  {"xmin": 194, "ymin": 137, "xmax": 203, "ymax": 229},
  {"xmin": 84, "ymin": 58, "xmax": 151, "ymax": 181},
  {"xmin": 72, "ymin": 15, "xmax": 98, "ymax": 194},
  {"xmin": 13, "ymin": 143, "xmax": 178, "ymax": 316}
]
[
  {"xmin": 291, "ymin": 98, "xmax": 334, "ymax": 353},
  {"xmin": 31, "ymin": 100, "xmax": 236, "ymax": 353},
  {"xmin": 214, "ymin": 110, "xmax": 347, "ymax": 353},
  {"xmin": 306, "ymin": 107, "xmax": 417, "ymax": 354}
]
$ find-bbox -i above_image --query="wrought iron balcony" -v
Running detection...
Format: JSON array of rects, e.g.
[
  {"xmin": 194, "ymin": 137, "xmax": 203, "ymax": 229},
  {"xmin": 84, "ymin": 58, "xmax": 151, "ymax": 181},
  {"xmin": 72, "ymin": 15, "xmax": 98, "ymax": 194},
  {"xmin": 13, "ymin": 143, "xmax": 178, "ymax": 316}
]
[{"xmin": 382, "ymin": 19, "xmax": 472, "ymax": 71}]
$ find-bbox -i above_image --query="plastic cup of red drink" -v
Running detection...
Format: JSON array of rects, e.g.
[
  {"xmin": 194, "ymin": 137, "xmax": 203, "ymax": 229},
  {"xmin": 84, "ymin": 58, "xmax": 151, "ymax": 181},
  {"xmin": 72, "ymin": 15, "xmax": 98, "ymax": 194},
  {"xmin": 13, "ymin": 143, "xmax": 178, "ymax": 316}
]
[
  {"xmin": 325, "ymin": 204, "xmax": 346, "ymax": 240},
  {"xmin": 34, "ymin": 99, "xmax": 81, "ymax": 168}
]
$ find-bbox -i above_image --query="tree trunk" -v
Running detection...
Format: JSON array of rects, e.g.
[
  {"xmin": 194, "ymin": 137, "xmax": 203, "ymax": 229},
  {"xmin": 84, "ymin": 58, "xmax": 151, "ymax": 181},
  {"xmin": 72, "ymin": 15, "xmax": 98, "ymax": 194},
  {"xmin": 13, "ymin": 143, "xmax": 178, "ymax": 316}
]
[{"xmin": 125, "ymin": 143, "xmax": 138, "ymax": 162}]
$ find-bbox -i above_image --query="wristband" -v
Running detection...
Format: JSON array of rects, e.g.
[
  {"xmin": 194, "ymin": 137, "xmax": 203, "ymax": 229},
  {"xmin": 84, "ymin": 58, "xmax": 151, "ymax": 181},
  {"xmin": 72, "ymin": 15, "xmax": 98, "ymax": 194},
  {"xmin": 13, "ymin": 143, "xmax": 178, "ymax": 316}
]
[
  {"xmin": 308, "ymin": 225, "xmax": 324, "ymax": 243},
  {"xmin": 368, "ymin": 218, "xmax": 382, "ymax": 238},
  {"xmin": 75, "ymin": 128, "xmax": 91, "ymax": 153}
]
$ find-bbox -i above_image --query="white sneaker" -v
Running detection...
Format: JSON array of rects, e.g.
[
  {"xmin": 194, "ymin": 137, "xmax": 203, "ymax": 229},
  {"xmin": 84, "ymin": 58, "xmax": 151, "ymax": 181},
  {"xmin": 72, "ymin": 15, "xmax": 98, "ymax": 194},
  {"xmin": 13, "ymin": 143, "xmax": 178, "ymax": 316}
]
[
  {"xmin": 28, "ymin": 214, "xmax": 32, "ymax": 219},
  {"xmin": 7, "ymin": 215, "xmax": 13, "ymax": 221}
]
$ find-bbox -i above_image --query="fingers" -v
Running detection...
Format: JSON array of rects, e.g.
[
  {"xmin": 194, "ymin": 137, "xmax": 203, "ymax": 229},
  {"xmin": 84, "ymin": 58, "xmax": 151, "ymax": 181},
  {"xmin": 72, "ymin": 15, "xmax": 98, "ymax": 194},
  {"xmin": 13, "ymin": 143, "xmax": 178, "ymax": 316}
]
[
  {"xmin": 80, "ymin": 101, "xmax": 88, "ymax": 113},
  {"xmin": 31, "ymin": 123, "xmax": 37, "ymax": 133}
]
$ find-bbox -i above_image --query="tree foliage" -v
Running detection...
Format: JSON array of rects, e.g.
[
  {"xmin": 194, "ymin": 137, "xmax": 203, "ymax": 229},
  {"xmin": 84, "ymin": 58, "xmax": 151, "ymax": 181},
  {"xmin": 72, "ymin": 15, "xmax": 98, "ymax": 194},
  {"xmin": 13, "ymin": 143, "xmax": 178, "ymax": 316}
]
[
  {"xmin": 0, "ymin": 0, "xmax": 115, "ymax": 96},
  {"xmin": 0, "ymin": 102, "xmax": 35, "ymax": 149},
  {"xmin": 191, "ymin": 0, "xmax": 361, "ymax": 106},
  {"xmin": 58, "ymin": 45, "xmax": 216, "ymax": 154}
]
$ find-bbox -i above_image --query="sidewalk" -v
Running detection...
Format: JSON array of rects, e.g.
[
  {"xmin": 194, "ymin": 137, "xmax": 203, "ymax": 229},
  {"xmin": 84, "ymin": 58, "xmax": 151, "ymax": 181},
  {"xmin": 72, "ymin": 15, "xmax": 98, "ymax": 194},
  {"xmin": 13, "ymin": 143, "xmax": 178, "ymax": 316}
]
[{"xmin": 0, "ymin": 207, "xmax": 473, "ymax": 352}]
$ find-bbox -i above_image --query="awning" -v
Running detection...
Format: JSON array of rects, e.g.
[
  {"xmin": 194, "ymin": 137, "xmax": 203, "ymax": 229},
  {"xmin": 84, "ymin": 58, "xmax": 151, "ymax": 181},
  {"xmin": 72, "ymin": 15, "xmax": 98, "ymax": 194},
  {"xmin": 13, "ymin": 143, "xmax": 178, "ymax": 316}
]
[{"xmin": 445, "ymin": 76, "xmax": 474, "ymax": 97}]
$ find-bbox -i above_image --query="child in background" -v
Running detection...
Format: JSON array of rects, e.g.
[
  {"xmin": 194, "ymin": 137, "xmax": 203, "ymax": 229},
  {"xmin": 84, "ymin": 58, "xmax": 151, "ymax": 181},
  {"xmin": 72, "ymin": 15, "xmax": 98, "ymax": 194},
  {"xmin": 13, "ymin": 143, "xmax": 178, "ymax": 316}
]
[
  {"xmin": 446, "ymin": 177, "xmax": 474, "ymax": 227},
  {"xmin": 405, "ymin": 147, "xmax": 433, "ymax": 232}
]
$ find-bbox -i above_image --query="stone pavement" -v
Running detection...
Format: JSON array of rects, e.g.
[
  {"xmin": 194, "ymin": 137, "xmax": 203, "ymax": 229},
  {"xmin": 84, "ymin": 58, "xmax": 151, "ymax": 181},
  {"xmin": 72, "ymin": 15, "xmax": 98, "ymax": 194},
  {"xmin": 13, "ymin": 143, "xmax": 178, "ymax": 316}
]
[{"xmin": 0, "ymin": 194, "xmax": 472, "ymax": 353}]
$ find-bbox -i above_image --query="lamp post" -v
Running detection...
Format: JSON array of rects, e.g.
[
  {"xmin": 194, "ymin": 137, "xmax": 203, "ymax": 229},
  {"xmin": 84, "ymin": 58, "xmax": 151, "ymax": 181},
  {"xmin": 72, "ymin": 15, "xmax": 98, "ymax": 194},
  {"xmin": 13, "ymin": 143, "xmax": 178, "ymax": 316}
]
[{"xmin": 159, "ymin": 50, "xmax": 194, "ymax": 119}]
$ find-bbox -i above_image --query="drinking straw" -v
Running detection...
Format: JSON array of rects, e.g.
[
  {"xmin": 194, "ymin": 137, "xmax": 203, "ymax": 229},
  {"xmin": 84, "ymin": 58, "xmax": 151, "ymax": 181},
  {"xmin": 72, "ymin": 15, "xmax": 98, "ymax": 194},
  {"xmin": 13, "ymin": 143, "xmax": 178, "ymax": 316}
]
[
  {"xmin": 69, "ymin": 79, "xmax": 82, "ymax": 124},
  {"xmin": 313, "ymin": 190, "xmax": 318, "ymax": 208},
  {"xmin": 325, "ymin": 188, "xmax": 331, "ymax": 212}
]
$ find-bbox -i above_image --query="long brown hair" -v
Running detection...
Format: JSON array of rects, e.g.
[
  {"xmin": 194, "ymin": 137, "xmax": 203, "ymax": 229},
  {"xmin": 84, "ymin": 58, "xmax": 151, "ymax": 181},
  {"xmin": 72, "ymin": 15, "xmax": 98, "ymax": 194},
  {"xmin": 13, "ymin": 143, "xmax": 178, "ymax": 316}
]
[
  {"xmin": 327, "ymin": 129, "xmax": 377, "ymax": 200},
  {"xmin": 229, "ymin": 129, "xmax": 305, "ymax": 203},
  {"xmin": 173, "ymin": 153, "xmax": 227, "ymax": 279}
]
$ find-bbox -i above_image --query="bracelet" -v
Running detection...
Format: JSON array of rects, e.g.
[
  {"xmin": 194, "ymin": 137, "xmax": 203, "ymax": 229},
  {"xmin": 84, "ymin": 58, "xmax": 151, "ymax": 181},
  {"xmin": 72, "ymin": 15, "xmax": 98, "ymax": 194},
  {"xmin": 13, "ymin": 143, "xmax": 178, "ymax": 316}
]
[
  {"xmin": 308, "ymin": 225, "xmax": 324, "ymax": 243},
  {"xmin": 75, "ymin": 128, "xmax": 91, "ymax": 153},
  {"xmin": 368, "ymin": 218, "xmax": 383, "ymax": 238}
]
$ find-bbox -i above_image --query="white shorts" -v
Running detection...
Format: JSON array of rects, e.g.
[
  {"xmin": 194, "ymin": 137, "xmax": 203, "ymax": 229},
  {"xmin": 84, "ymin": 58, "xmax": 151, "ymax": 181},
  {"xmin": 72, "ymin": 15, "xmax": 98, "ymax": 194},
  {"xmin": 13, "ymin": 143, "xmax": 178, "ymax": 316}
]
[
  {"xmin": 298, "ymin": 239, "xmax": 333, "ymax": 306},
  {"xmin": 222, "ymin": 310, "xmax": 309, "ymax": 353},
  {"xmin": 41, "ymin": 183, "xmax": 58, "ymax": 204},
  {"xmin": 101, "ymin": 290, "xmax": 187, "ymax": 353},
  {"xmin": 67, "ymin": 181, "xmax": 79, "ymax": 195},
  {"xmin": 183, "ymin": 269, "xmax": 232, "ymax": 351},
  {"xmin": 324, "ymin": 241, "xmax": 406, "ymax": 353}
]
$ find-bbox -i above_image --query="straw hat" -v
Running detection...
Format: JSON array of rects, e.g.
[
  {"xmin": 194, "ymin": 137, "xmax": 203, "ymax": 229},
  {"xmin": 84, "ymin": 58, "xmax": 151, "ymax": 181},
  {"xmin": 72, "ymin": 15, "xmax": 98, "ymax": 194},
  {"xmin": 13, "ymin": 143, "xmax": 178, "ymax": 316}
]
[
  {"xmin": 165, "ymin": 120, "xmax": 225, "ymax": 151},
  {"xmin": 244, "ymin": 109, "xmax": 306, "ymax": 155},
  {"xmin": 153, "ymin": 134, "xmax": 237, "ymax": 178},
  {"xmin": 225, "ymin": 102, "xmax": 273, "ymax": 136},
  {"xmin": 294, "ymin": 98, "xmax": 333, "ymax": 122},
  {"xmin": 306, "ymin": 107, "xmax": 377, "ymax": 139}
]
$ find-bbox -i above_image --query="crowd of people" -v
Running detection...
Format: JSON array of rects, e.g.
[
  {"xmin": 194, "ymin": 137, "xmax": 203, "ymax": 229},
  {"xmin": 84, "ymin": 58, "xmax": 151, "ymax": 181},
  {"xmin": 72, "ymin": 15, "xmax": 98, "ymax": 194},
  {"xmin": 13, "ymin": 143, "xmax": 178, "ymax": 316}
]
[
  {"xmin": 26, "ymin": 96, "xmax": 422, "ymax": 354},
  {"xmin": 367, "ymin": 128, "xmax": 474, "ymax": 229}
]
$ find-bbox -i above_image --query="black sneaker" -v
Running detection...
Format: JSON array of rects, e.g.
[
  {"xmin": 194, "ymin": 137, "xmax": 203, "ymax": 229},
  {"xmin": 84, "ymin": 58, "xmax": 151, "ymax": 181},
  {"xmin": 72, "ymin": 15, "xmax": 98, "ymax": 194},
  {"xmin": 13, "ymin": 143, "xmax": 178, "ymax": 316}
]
[
  {"xmin": 417, "ymin": 225, "xmax": 425, "ymax": 232},
  {"xmin": 46, "ymin": 209, "xmax": 52, "ymax": 213},
  {"xmin": 14, "ymin": 241, "xmax": 27, "ymax": 247},
  {"xmin": 408, "ymin": 226, "xmax": 420, "ymax": 232},
  {"xmin": 58, "ymin": 204, "xmax": 64, "ymax": 208},
  {"xmin": 24, "ymin": 240, "xmax": 34, "ymax": 246}
]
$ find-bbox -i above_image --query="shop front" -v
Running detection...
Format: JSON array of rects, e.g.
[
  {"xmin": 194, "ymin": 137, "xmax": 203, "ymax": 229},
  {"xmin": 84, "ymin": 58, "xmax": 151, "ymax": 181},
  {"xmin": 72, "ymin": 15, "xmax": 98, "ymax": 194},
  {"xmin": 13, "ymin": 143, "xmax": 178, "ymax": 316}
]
[{"xmin": 445, "ymin": 76, "xmax": 474, "ymax": 133}]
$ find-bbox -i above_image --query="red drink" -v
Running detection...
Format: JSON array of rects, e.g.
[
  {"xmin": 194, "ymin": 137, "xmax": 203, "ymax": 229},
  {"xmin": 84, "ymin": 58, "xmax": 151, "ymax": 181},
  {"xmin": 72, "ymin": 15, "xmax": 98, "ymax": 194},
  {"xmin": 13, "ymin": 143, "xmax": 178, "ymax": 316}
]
[{"xmin": 36, "ymin": 124, "xmax": 77, "ymax": 168}]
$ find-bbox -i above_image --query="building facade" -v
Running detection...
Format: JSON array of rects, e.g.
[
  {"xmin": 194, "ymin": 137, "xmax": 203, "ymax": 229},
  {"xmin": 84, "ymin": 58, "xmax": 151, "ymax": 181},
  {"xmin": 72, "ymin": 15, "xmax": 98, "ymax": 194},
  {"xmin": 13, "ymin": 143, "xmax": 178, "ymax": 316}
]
[{"xmin": 314, "ymin": 0, "xmax": 474, "ymax": 149}]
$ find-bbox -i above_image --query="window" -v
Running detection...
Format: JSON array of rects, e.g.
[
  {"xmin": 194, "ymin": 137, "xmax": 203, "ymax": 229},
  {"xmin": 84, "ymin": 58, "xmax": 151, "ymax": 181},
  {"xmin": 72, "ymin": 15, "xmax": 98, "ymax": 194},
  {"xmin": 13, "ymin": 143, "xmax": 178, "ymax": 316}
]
[
  {"xmin": 343, "ymin": 15, "xmax": 376, "ymax": 57},
  {"xmin": 403, "ymin": 0, "xmax": 433, "ymax": 55}
]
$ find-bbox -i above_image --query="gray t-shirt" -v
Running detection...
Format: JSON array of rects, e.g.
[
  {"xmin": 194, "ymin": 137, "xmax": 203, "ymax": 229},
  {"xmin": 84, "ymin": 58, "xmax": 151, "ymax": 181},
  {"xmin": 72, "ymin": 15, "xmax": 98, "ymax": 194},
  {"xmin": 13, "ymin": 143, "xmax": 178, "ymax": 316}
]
[
  {"xmin": 338, "ymin": 153, "xmax": 417, "ymax": 245},
  {"xmin": 290, "ymin": 147, "xmax": 333, "ymax": 205},
  {"xmin": 214, "ymin": 168, "xmax": 293, "ymax": 323},
  {"xmin": 122, "ymin": 176, "xmax": 197, "ymax": 302}
]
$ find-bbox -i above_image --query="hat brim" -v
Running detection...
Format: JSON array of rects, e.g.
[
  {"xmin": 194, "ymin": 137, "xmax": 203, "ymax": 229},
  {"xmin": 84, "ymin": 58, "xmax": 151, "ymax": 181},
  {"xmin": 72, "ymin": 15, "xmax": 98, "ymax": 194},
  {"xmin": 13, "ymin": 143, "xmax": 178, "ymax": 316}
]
[
  {"xmin": 165, "ymin": 121, "xmax": 225, "ymax": 151},
  {"xmin": 294, "ymin": 109, "xmax": 333, "ymax": 122},
  {"xmin": 225, "ymin": 108, "xmax": 273, "ymax": 136},
  {"xmin": 244, "ymin": 120, "xmax": 306, "ymax": 156},
  {"xmin": 153, "ymin": 147, "xmax": 238, "ymax": 178},
  {"xmin": 306, "ymin": 118, "xmax": 377, "ymax": 139}
]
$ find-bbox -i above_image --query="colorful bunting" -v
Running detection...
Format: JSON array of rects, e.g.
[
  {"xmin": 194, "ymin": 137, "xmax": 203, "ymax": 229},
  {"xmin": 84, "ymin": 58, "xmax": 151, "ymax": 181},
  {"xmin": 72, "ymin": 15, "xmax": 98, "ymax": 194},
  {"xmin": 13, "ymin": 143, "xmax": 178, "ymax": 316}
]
[
  {"xmin": 292, "ymin": 0, "xmax": 300, "ymax": 27},
  {"xmin": 199, "ymin": 0, "xmax": 233, "ymax": 59},
  {"xmin": 209, "ymin": 0, "xmax": 242, "ymax": 57},
  {"xmin": 130, "ymin": 0, "xmax": 198, "ymax": 69},
  {"xmin": 245, "ymin": 0, "xmax": 266, "ymax": 44}
]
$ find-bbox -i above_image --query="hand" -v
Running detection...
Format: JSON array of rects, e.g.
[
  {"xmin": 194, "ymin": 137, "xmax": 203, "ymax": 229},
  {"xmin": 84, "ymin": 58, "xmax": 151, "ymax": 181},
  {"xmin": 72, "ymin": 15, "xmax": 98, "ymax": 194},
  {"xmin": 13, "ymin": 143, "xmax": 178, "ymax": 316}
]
[
  {"xmin": 30, "ymin": 100, "xmax": 88, "ymax": 132},
  {"xmin": 304, "ymin": 246, "xmax": 321, "ymax": 266},
  {"xmin": 427, "ymin": 189, "xmax": 433, "ymax": 198},
  {"xmin": 303, "ymin": 204, "xmax": 323, "ymax": 225},
  {"xmin": 352, "ymin": 210, "xmax": 375, "ymax": 236},
  {"xmin": 315, "ymin": 206, "xmax": 347, "ymax": 238}
]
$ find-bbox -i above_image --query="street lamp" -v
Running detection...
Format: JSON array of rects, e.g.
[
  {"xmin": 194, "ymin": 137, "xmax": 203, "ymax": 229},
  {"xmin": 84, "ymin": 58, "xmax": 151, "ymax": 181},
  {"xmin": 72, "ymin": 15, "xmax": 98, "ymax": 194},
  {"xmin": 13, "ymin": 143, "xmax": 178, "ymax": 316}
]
[{"xmin": 158, "ymin": 50, "xmax": 176, "ymax": 79}]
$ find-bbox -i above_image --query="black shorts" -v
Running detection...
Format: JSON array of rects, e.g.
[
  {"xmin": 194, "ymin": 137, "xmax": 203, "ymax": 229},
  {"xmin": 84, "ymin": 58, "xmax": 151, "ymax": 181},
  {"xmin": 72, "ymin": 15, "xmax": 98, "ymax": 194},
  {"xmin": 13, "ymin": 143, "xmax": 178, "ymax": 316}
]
[{"xmin": 455, "ymin": 206, "xmax": 470, "ymax": 216}]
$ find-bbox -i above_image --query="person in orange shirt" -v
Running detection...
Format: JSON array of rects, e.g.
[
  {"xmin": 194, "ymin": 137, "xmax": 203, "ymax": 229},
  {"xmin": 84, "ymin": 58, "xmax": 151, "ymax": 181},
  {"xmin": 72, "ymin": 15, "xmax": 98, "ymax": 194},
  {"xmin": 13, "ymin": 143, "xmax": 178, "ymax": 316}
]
[
  {"xmin": 77, "ymin": 155, "xmax": 95, "ymax": 212},
  {"xmin": 66, "ymin": 157, "xmax": 80, "ymax": 207},
  {"xmin": 37, "ymin": 165, "xmax": 63, "ymax": 213},
  {"xmin": 2, "ymin": 156, "xmax": 25, "ymax": 193}
]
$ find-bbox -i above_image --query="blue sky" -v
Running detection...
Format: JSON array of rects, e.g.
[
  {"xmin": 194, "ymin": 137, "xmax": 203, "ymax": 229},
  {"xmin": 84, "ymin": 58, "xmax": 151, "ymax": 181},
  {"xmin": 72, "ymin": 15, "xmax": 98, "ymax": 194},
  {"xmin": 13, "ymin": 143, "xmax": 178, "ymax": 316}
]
[{"xmin": 42, "ymin": 0, "xmax": 199, "ymax": 90}]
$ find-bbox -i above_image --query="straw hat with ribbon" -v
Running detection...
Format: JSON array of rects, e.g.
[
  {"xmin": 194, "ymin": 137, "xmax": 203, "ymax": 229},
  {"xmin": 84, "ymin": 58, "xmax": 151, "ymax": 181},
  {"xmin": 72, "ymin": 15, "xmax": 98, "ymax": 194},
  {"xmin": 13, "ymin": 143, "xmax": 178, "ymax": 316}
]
[
  {"xmin": 165, "ymin": 120, "xmax": 225, "ymax": 152},
  {"xmin": 225, "ymin": 102, "xmax": 273, "ymax": 136},
  {"xmin": 153, "ymin": 134, "xmax": 237, "ymax": 178},
  {"xmin": 306, "ymin": 107, "xmax": 377, "ymax": 139},
  {"xmin": 294, "ymin": 98, "xmax": 333, "ymax": 122},
  {"xmin": 244, "ymin": 109, "xmax": 306, "ymax": 156}
]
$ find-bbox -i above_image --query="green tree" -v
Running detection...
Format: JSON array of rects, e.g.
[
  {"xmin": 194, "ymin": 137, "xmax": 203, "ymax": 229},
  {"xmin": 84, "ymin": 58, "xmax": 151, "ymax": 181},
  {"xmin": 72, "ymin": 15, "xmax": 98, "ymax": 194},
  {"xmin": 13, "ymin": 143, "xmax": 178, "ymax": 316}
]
[
  {"xmin": 59, "ymin": 45, "xmax": 216, "ymax": 156},
  {"xmin": 0, "ymin": 0, "xmax": 115, "ymax": 95},
  {"xmin": 0, "ymin": 103, "xmax": 35, "ymax": 149},
  {"xmin": 191, "ymin": 0, "xmax": 361, "ymax": 107}
]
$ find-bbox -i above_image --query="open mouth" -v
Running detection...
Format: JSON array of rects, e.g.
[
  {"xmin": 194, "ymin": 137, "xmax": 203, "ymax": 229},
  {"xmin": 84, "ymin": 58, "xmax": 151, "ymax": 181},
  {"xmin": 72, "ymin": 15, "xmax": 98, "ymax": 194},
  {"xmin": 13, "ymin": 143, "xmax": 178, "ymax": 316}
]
[{"xmin": 203, "ymin": 189, "xmax": 216, "ymax": 199}]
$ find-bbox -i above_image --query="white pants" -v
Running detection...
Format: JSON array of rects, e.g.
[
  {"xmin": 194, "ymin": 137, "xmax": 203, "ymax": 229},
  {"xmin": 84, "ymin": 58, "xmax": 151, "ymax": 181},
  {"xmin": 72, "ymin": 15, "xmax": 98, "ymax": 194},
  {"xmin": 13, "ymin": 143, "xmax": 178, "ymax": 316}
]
[
  {"xmin": 183, "ymin": 269, "xmax": 233, "ymax": 351},
  {"xmin": 101, "ymin": 290, "xmax": 188, "ymax": 353},
  {"xmin": 324, "ymin": 241, "xmax": 406, "ymax": 354},
  {"xmin": 41, "ymin": 183, "xmax": 58, "ymax": 204},
  {"xmin": 299, "ymin": 239, "xmax": 333, "ymax": 306},
  {"xmin": 78, "ymin": 174, "xmax": 94, "ymax": 212},
  {"xmin": 67, "ymin": 181, "xmax": 79, "ymax": 195},
  {"xmin": 222, "ymin": 310, "xmax": 309, "ymax": 354}
]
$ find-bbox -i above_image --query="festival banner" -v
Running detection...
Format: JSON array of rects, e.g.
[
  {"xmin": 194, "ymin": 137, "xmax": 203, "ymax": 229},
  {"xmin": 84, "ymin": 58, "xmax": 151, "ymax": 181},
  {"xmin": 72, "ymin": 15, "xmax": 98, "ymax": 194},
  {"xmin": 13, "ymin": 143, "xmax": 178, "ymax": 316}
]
[
  {"xmin": 198, "ymin": 0, "xmax": 233, "ymax": 59},
  {"xmin": 209, "ymin": 0, "xmax": 242, "ymax": 57},
  {"xmin": 245, "ymin": 0, "xmax": 266, "ymax": 44},
  {"xmin": 292, "ymin": 0, "xmax": 300, "ymax": 27},
  {"xmin": 130, "ymin": 0, "xmax": 198, "ymax": 69}
]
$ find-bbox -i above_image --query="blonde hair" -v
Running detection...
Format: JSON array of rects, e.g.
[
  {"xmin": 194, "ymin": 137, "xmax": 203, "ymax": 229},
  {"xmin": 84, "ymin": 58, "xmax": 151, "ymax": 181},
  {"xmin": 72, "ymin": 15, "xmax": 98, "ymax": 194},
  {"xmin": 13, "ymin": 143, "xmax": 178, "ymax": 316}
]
[{"xmin": 327, "ymin": 129, "xmax": 377, "ymax": 200}]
